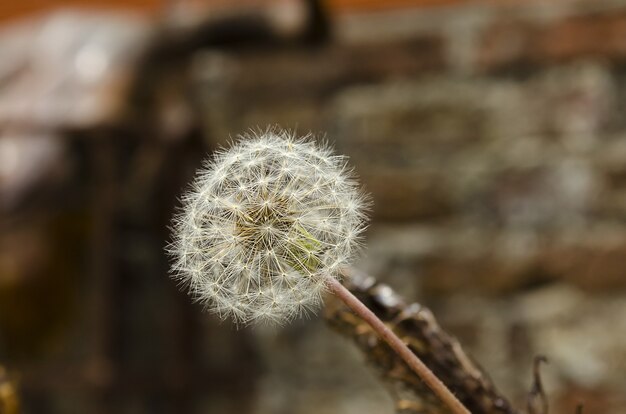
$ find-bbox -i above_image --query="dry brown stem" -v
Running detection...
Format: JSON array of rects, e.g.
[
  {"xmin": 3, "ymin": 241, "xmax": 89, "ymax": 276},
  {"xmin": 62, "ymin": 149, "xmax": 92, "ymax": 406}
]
[{"xmin": 328, "ymin": 277, "xmax": 470, "ymax": 414}]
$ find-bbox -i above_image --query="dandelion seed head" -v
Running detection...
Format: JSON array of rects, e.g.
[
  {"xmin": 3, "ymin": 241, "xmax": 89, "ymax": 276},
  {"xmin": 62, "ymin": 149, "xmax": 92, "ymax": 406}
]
[{"xmin": 169, "ymin": 128, "xmax": 368, "ymax": 325}]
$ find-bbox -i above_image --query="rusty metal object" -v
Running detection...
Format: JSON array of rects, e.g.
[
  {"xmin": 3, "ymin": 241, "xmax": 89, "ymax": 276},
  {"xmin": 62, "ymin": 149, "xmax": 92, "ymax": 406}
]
[
  {"xmin": 324, "ymin": 267, "xmax": 518, "ymax": 414},
  {"xmin": 0, "ymin": 366, "xmax": 19, "ymax": 414}
]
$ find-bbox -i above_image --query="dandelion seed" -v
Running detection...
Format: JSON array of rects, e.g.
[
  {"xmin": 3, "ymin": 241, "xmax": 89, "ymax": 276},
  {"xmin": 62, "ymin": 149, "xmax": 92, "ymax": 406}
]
[{"xmin": 169, "ymin": 128, "xmax": 368, "ymax": 325}]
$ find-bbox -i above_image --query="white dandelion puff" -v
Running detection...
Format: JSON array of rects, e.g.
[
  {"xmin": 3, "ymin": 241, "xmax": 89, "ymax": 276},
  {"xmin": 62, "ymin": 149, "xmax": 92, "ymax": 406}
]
[{"xmin": 169, "ymin": 128, "xmax": 368, "ymax": 325}]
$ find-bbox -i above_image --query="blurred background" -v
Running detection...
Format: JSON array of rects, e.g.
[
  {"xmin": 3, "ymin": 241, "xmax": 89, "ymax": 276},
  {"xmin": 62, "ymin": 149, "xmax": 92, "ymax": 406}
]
[{"xmin": 1, "ymin": 0, "xmax": 626, "ymax": 413}]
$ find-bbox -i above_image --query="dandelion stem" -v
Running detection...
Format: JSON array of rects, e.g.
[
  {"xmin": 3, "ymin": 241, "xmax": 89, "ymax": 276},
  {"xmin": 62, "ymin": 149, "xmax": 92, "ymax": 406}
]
[{"xmin": 327, "ymin": 276, "xmax": 471, "ymax": 414}]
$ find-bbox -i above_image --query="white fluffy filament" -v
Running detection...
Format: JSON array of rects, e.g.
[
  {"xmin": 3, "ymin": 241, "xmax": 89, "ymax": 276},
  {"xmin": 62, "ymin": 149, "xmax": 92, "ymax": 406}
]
[{"xmin": 169, "ymin": 129, "xmax": 368, "ymax": 325}]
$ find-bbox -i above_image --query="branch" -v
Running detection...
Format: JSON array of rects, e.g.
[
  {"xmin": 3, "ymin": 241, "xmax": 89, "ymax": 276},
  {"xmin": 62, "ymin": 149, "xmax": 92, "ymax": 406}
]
[{"xmin": 324, "ymin": 267, "xmax": 518, "ymax": 414}]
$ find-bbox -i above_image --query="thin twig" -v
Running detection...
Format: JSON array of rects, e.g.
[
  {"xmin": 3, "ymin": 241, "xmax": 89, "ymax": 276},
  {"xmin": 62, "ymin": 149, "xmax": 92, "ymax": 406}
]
[
  {"xmin": 527, "ymin": 356, "xmax": 549, "ymax": 414},
  {"xmin": 327, "ymin": 277, "xmax": 471, "ymax": 414}
]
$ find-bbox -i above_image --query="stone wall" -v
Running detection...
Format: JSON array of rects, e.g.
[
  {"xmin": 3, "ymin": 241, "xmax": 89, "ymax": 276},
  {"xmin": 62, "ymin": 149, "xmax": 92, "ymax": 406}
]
[
  {"xmin": 192, "ymin": 2, "xmax": 626, "ymax": 413},
  {"xmin": 2, "ymin": 2, "xmax": 626, "ymax": 413}
]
